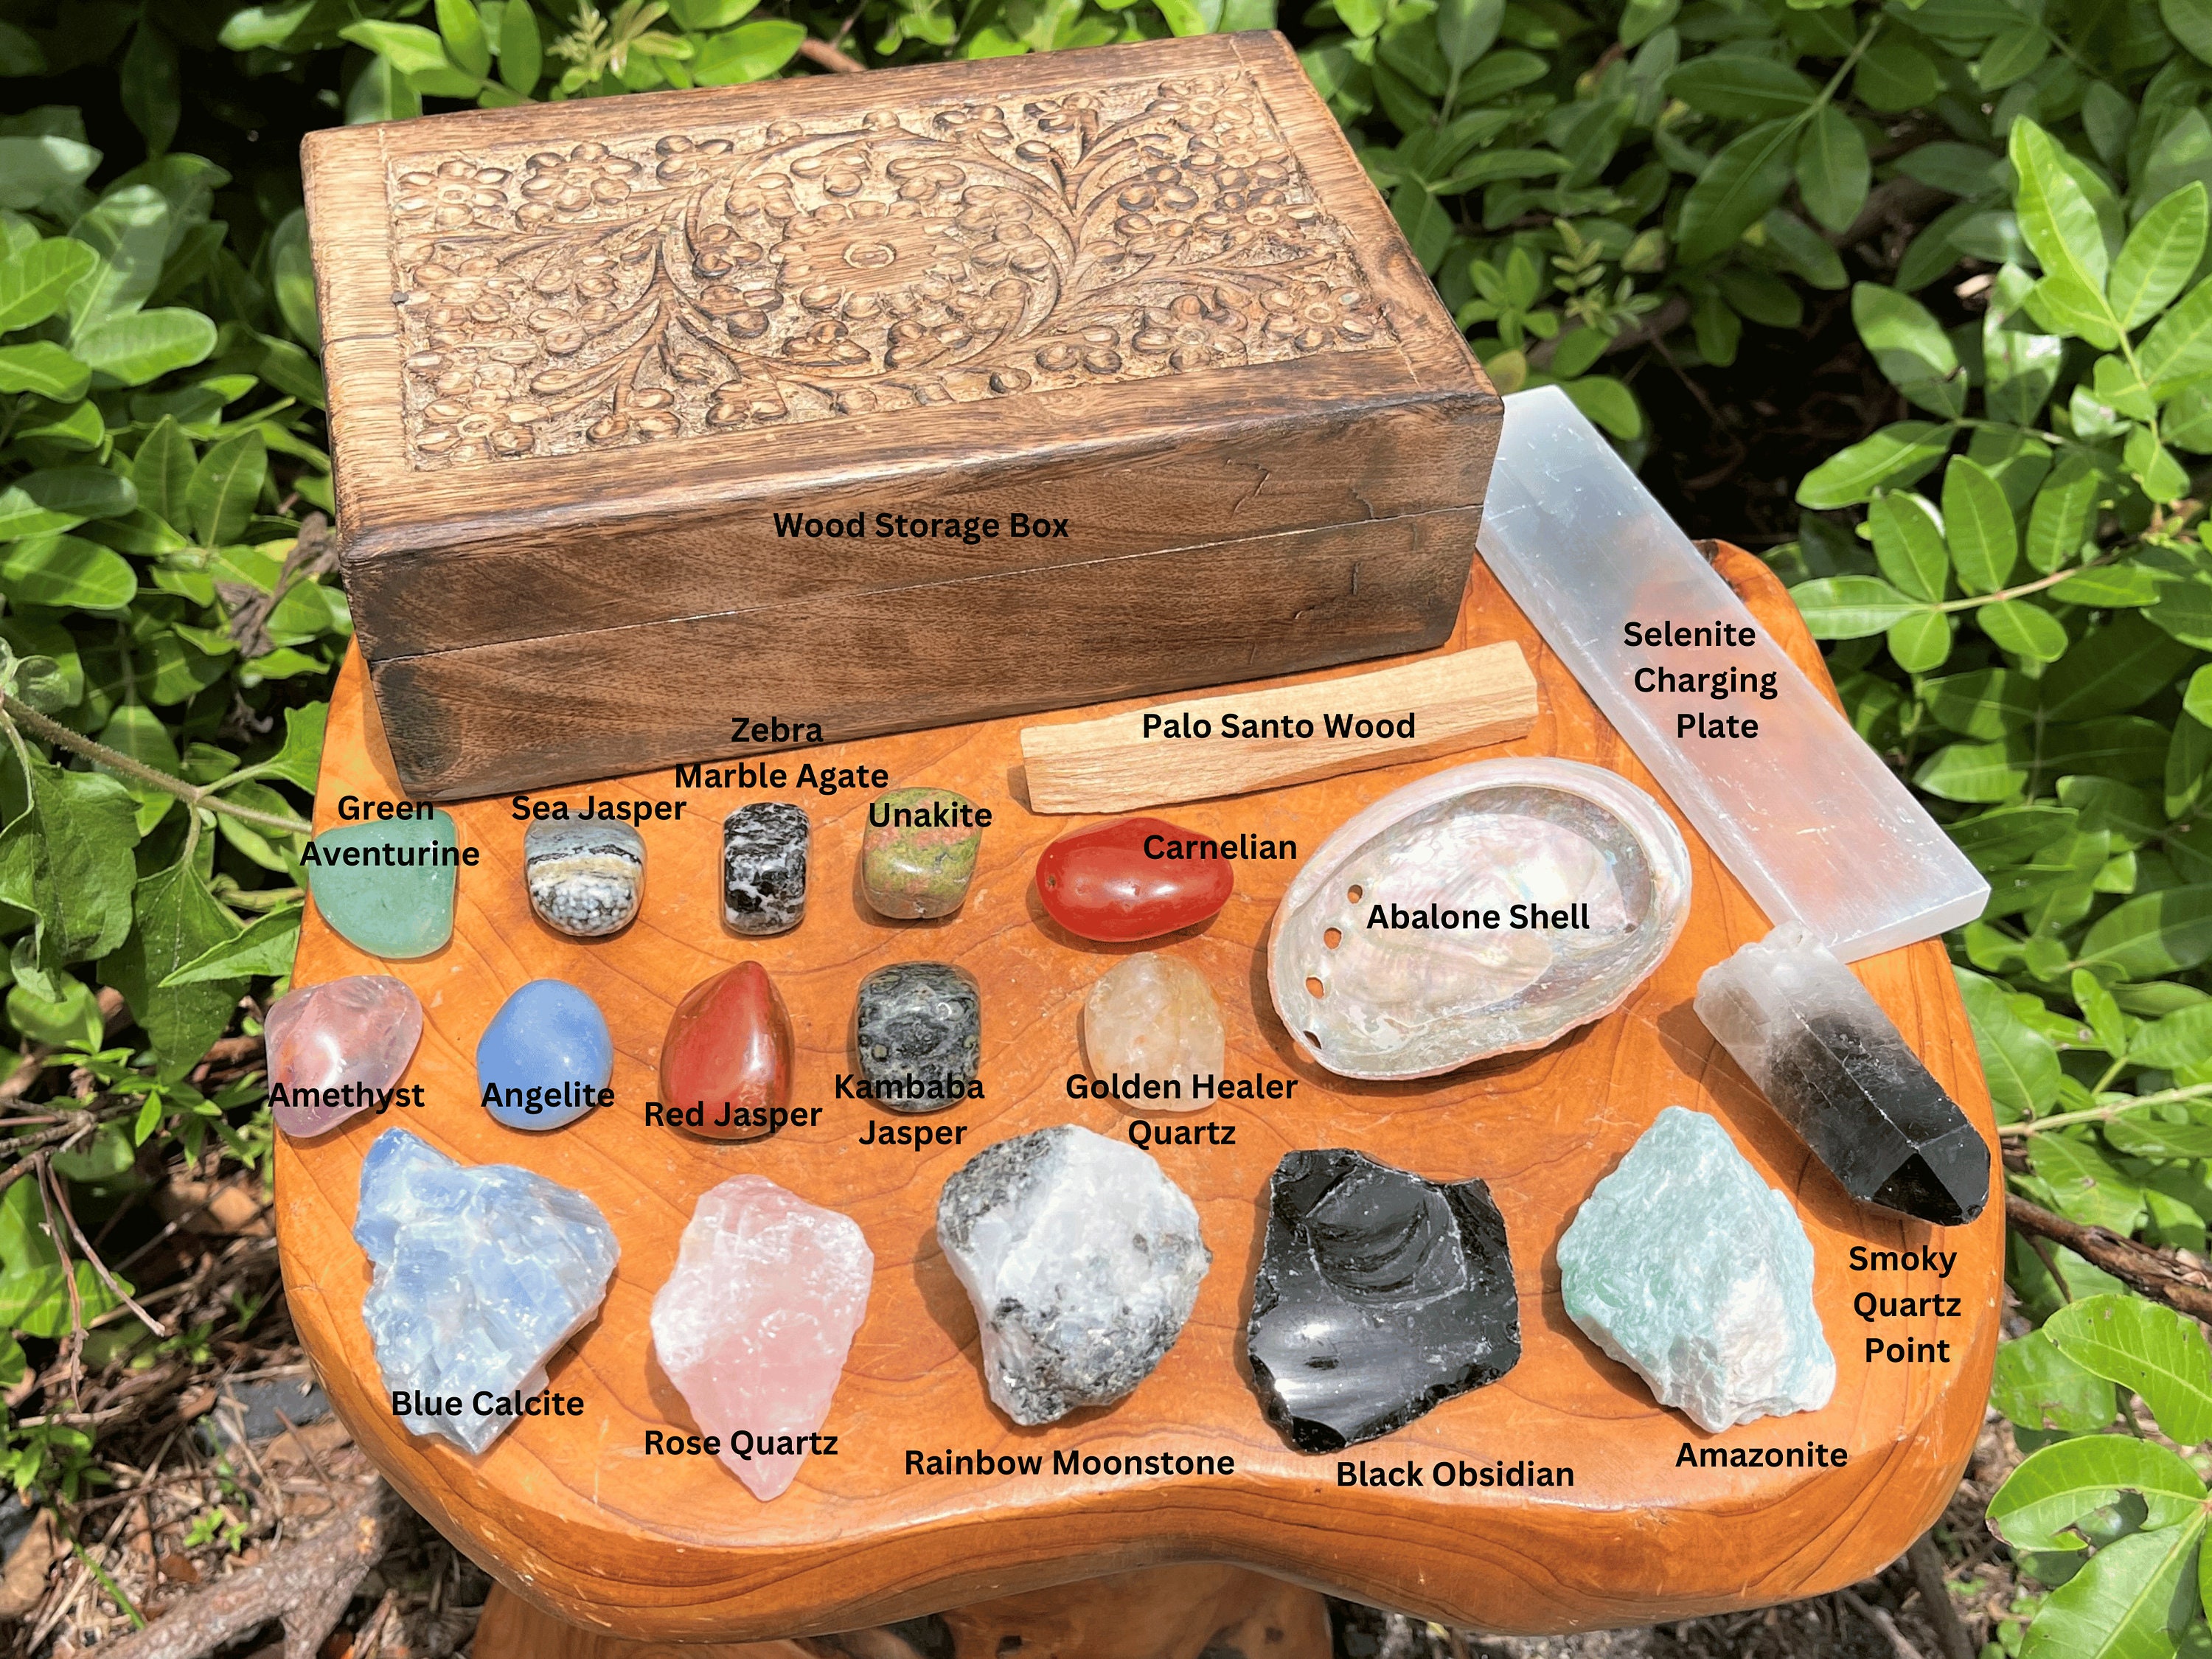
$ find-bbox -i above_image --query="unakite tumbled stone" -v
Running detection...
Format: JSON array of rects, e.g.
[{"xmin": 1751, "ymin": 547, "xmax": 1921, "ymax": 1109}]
[
  {"xmin": 306, "ymin": 811, "xmax": 461, "ymax": 959},
  {"xmin": 1557, "ymin": 1107, "xmax": 1834, "ymax": 1433},
  {"xmin": 860, "ymin": 788, "xmax": 985, "ymax": 919}
]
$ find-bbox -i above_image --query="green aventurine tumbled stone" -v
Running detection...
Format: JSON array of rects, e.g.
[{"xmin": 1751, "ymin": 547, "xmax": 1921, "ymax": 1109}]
[
  {"xmin": 1557, "ymin": 1107, "xmax": 1834, "ymax": 1433},
  {"xmin": 306, "ymin": 811, "xmax": 461, "ymax": 960}
]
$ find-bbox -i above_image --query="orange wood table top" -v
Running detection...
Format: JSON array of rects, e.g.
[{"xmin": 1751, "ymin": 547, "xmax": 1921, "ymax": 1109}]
[{"xmin": 276, "ymin": 546, "xmax": 2000, "ymax": 1643}]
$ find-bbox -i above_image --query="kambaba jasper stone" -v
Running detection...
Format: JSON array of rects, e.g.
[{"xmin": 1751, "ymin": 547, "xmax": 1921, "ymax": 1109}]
[
  {"xmin": 861, "ymin": 787, "xmax": 986, "ymax": 919},
  {"xmin": 658, "ymin": 962, "xmax": 793, "ymax": 1142},
  {"xmin": 307, "ymin": 811, "xmax": 461, "ymax": 959},
  {"xmin": 723, "ymin": 803, "xmax": 808, "ymax": 936},
  {"xmin": 525, "ymin": 819, "xmax": 644, "ymax": 937},
  {"xmin": 1034, "ymin": 815, "xmax": 1233, "ymax": 942},
  {"xmin": 937, "ymin": 1124, "xmax": 1209, "ymax": 1426},
  {"xmin": 356, "ymin": 1128, "xmax": 619, "ymax": 1455},
  {"xmin": 478, "ymin": 978, "xmax": 614, "ymax": 1133},
  {"xmin": 1557, "ymin": 1107, "xmax": 1834, "ymax": 1433},
  {"xmin": 1246, "ymin": 1148, "xmax": 1520, "ymax": 1453},
  {"xmin": 853, "ymin": 963, "xmax": 980, "ymax": 1111}
]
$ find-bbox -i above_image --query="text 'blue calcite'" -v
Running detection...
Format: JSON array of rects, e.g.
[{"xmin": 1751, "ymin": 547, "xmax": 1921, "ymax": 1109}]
[
  {"xmin": 1557, "ymin": 1106, "xmax": 1834, "ymax": 1433},
  {"xmin": 355, "ymin": 1128, "xmax": 619, "ymax": 1454}
]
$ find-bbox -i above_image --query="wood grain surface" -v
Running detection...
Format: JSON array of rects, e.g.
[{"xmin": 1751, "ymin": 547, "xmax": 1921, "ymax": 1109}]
[{"xmin": 276, "ymin": 546, "xmax": 2001, "ymax": 1643}]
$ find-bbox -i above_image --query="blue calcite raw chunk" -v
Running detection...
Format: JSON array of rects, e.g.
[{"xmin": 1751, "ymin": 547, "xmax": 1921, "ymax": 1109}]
[
  {"xmin": 307, "ymin": 811, "xmax": 460, "ymax": 959},
  {"xmin": 1557, "ymin": 1106, "xmax": 1834, "ymax": 1433},
  {"xmin": 1246, "ymin": 1148, "xmax": 1519, "ymax": 1453},
  {"xmin": 478, "ymin": 979, "xmax": 613, "ymax": 1132},
  {"xmin": 723, "ymin": 804, "xmax": 808, "ymax": 936},
  {"xmin": 525, "ymin": 819, "xmax": 644, "ymax": 938},
  {"xmin": 852, "ymin": 963, "xmax": 980, "ymax": 1113},
  {"xmin": 355, "ymin": 1128, "xmax": 618, "ymax": 1454}
]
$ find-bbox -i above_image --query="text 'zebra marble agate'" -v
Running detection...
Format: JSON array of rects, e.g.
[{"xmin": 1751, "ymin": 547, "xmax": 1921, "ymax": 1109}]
[{"xmin": 1269, "ymin": 759, "xmax": 1691, "ymax": 1080}]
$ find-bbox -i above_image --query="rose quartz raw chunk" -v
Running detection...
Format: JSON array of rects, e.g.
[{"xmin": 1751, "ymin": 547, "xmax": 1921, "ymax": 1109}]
[
  {"xmin": 265, "ymin": 976, "xmax": 424, "ymax": 1138},
  {"xmin": 650, "ymin": 1175, "xmax": 872, "ymax": 1500}
]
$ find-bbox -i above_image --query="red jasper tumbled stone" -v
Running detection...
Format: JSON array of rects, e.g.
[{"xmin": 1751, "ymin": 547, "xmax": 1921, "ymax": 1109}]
[
  {"xmin": 658, "ymin": 961, "xmax": 793, "ymax": 1141},
  {"xmin": 1034, "ymin": 816, "xmax": 1234, "ymax": 942}
]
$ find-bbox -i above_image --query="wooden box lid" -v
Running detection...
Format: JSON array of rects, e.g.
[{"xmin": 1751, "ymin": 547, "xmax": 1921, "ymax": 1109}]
[{"xmin": 301, "ymin": 33, "xmax": 1498, "ymax": 664}]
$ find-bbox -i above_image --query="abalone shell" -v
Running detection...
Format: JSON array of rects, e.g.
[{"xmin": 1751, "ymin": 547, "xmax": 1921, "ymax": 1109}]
[{"xmin": 1267, "ymin": 759, "xmax": 1691, "ymax": 1079}]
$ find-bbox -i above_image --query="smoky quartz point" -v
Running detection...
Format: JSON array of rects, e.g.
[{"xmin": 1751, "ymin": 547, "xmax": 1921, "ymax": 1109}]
[
  {"xmin": 1246, "ymin": 1149, "xmax": 1520, "ymax": 1453},
  {"xmin": 1694, "ymin": 923, "xmax": 1989, "ymax": 1225}
]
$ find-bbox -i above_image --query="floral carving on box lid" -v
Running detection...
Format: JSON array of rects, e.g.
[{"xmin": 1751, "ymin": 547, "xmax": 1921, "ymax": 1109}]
[{"xmin": 383, "ymin": 72, "xmax": 1396, "ymax": 467}]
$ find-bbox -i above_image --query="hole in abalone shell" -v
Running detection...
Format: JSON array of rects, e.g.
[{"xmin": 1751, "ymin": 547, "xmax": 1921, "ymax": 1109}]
[
  {"xmin": 1304, "ymin": 1029, "xmax": 1322, "ymax": 1048},
  {"xmin": 1324, "ymin": 927, "xmax": 1341, "ymax": 948},
  {"xmin": 1346, "ymin": 884, "xmax": 1363, "ymax": 904},
  {"xmin": 1306, "ymin": 976, "xmax": 1325, "ymax": 998}
]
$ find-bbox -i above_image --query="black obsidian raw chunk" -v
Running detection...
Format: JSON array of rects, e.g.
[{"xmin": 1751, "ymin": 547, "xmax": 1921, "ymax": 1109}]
[{"xmin": 1246, "ymin": 1149, "xmax": 1520, "ymax": 1453}]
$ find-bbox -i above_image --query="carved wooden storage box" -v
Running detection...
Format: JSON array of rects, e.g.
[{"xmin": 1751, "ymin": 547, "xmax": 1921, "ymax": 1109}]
[{"xmin": 302, "ymin": 32, "xmax": 1500, "ymax": 799}]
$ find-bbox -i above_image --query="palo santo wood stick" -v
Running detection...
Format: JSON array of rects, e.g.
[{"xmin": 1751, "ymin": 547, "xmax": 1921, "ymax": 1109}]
[{"xmin": 1019, "ymin": 643, "xmax": 1538, "ymax": 813}]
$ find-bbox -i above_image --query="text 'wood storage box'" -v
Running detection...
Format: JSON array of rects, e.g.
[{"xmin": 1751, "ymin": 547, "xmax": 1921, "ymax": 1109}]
[{"xmin": 302, "ymin": 32, "xmax": 1500, "ymax": 800}]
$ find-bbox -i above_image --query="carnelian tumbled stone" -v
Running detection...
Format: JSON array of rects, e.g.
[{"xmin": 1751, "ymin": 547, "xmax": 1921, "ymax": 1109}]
[
  {"xmin": 658, "ymin": 961, "xmax": 793, "ymax": 1141},
  {"xmin": 1034, "ymin": 816, "xmax": 1234, "ymax": 942}
]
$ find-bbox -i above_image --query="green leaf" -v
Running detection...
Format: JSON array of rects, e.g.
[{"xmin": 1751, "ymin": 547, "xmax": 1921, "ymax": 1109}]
[
  {"xmin": 2075, "ymin": 967, "xmax": 2130, "ymax": 1056},
  {"xmin": 2034, "ymin": 1133, "xmax": 2150, "ymax": 1232},
  {"xmin": 1943, "ymin": 455, "xmax": 2019, "ymax": 594},
  {"xmin": 2042, "ymin": 615, "xmax": 2202, "ymax": 721},
  {"xmin": 65, "ymin": 184, "xmax": 169, "ymax": 337},
  {"xmin": 692, "ymin": 19, "xmax": 807, "ymax": 83},
  {"xmin": 1435, "ymin": 0, "xmax": 1503, "ymax": 71},
  {"xmin": 437, "ymin": 0, "xmax": 492, "ymax": 75},
  {"xmin": 1977, "ymin": 20, "xmax": 2049, "ymax": 88},
  {"xmin": 1559, "ymin": 375, "xmax": 1642, "ymax": 441},
  {"xmin": 0, "ymin": 469, "xmax": 135, "ymax": 541},
  {"xmin": 2105, "ymin": 1111, "xmax": 2212, "ymax": 1158},
  {"xmin": 1677, "ymin": 119, "xmax": 1795, "ymax": 267},
  {"xmin": 2134, "ymin": 1000, "xmax": 2212, "ymax": 1068},
  {"xmin": 1926, "ymin": 669, "xmax": 2038, "ymax": 740},
  {"xmin": 1888, "ymin": 608, "xmax": 1952, "ymax": 671},
  {"xmin": 2025, "ymin": 272, "xmax": 2124, "ymax": 349},
  {"xmin": 21, "ymin": 757, "xmax": 139, "ymax": 969},
  {"xmin": 1855, "ymin": 284, "xmax": 1964, "ymax": 417},
  {"xmin": 500, "ymin": 0, "xmax": 543, "ymax": 93},
  {"xmin": 99, "ymin": 855, "xmax": 243, "ymax": 1077},
  {"xmin": 187, "ymin": 432, "xmax": 266, "ymax": 548},
  {"xmin": 2026, "ymin": 456, "xmax": 2101, "ymax": 574},
  {"xmin": 1980, "ymin": 598, "xmax": 2072, "ymax": 664},
  {"xmin": 260, "ymin": 703, "xmax": 327, "ymax": 793},
  {"xmin": 2010, "ymin": 119, "xmax": 2113, "ymax": 293},
  {"xmin": 1761, "ymin": 209, "xmax": 1848, "ymax": 290},
  {"xmin": 1919, "ymin": 737, "xmax": 2031, "ymax": 801},
  {"xmin": 2114, "ymin": 184, "xmax": 2209, "ymax": 330},
  {"xmin": 268, "ymin": 209, "xmax": 319, "ymax": 353},
  {"xmin": 2023, "ymin": 1520, "xmax": 2205, "ymax": 1659},
  {"xmin": 1795, "ymin": 421, "xmax": 1953, "ymax": 509},
  {"xmin": 1868, "ymin": 490, "xmax": 1949, "ymax": 601},
  {"xmin": 2143, "ymin": 275, "xmax": 2212, "ymax": 387},
  {"xmin": 1795, "ymin": 105, "xmax": 1868, "ymax": 235},
  {"xmin": 161, "ymin": 904, "xmax": 300, "ymax": 986},
  {"xmin": 1666, "ymin": 55, "xmax": 1818, "ymax": 121},
  {"xmin": 0, "ymin": 342, "xmax": 90, "ymax": 401},
  {"xmin": 2166, "ymin": 0, "xmax": 2212, "ymax": 66},
  {"xmin": 1391, "ymin": 182, "xmax": 1454, "ymax": 271},
  {"xmin": 74, "ymin": 307, "xmax": 217, "ymax": 386},
  {"xmin": 131, "ymin": 416, "xmax": 193, "ymax": 532},
  {"xmin": 1992, "ymin": 1434, "xmax": 2206, "ymax": 1551},
  {"xmin": 1856, "ymin": 32, "xmax": 1941, "ymax": 111},
  {"xmin": 339, "ymin": 19, "xmax": 462, "ymax": 75},
  {"xmin": 2081, "ymin": 885, "xmax": 2212, "ymax": 979},
  {"xmin": 1992, "ymin": 1331, "xmax": 2118, "ymax": 1434},
  {"xmin": 1787, "ymin": 574, "xmax": 1917, "ymax": 637},
  {"xmin": 0, "ymin": 535, "xmax": 136, "ymax": 611},
  {"xmin": 0, "ymin": 237, "xmax": 95, "ymax": 332},
  {"xmin": 120, "ymin": 23, "xmax": 180, "ymax": 157},
  {"xmin": 0, "ymin": 136, "xmax": 100, "ymax": 212}
]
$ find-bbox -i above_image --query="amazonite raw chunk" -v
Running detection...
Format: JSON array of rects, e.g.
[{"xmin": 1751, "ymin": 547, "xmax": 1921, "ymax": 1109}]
[
  {"xmin": 1557, "ymin": 1106, "xmax": 1834, "ymax": 1433},
  {"xmin": 307, "ymin": 812, "xmax": 461, "ymax": 959}
]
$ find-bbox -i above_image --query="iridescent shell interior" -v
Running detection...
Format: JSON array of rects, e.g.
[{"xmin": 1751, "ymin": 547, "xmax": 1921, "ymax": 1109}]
[{"xmin": 1269, "ymin": 759, "xmax": 1692, "ymax": 1080}]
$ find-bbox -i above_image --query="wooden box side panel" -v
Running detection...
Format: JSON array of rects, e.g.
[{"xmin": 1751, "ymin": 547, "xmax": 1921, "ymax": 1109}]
[
  {"xmin": 341, "ymin": 395, "xmax": 1497, "ymax": 660},
  {"xmin": 367, "ymin": 507, "xmax": 1478, "ymax": 796},
  {"xmin": 302, "ymin": 33, "xmax": 1492, "ymax": 566}
]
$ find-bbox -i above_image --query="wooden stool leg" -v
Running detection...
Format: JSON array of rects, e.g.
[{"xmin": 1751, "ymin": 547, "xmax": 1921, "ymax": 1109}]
[{"xmin": 470, "ymin": 1567, "xmax": 1332, "ymax": 1659}]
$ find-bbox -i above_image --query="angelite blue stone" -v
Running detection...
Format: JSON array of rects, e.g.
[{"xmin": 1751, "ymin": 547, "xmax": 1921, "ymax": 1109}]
[
  {"xmin": 477, "ymin": 978, "xmax": 614, "ymax": 1133},
  {"xmin": 355, "ymin": 1128, "xmax": 619, "ymax": 1454}
]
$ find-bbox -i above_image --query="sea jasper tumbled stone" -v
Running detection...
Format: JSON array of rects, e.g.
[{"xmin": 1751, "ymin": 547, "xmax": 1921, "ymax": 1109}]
[
  {"xmin": 658, "ymin": 962, "xmax": 793, "ymax": 1142},
  {"xmin": 478, "ymin": 978, "xmax": 615, "ymax": 1133},
  {"xmin": 723, "ymin": 803, "xmax": 808, "ymax": 936},
  {"xmin": 525, "ymin": 819, "xmax": 644, "ymax": 938},
  {"xmin": 1034, "ymin": 815, "xmax": 1233, "ymax": 942},
  {"xmin": 853, "ymin": 962, "xmax": 981, "ymax": 1113},
  {"xmin": 307, "ymin": 810, "xmax": 461, "ymax": 959},
  {"xmin": 860, "ymin": 787, "xmax": 987, "ymax": 919}
]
